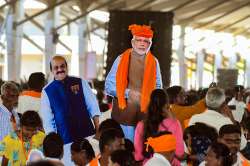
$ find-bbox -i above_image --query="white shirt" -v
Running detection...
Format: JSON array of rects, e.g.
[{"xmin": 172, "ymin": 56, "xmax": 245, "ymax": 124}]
[
  {"xmin": 228, "ymin": 98, "xmax": 246, "ymax": 123},
  {"xmin": 188, "ymin": 109, "xmax": 247, "ymax": 150},
  {"xmin": 99, "ymin": 110, "xmax": 111, "ymax": 124},
  {"xmin": 17, "ymin": 95, "xmax": 41, "ymax": 115},
  {"xmin": 40, "ymin": 79, "xmax": 101, "ymax": 134},
  {"xmin": 26, "ymin": 149, "xmax": 45, "ymax": 165},
  {"xmin": 145, "ymin": 153, "xmax": 171, "ymax": 166},
  {"xmin": 188, "ymin": 109, "xmax": 233, "ymax": 131},
  {"xmin": 86, "ymin": 135, "xmax": 100, "ymax": 156},
  {"xmin": 0, "ymin": 104, "xmax": 20, "ymax": 141},
  {"xmin": 61, "ymin": 143, "xmax": 75, "ymax": 166},
  {"xmin": 199, "ymin": 161, "xmax": 205, "ymax": 166}
]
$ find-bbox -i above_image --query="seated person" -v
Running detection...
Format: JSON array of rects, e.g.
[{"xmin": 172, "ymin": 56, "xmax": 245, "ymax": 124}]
[
  {"xmin": 218, "ymin": 124, "xmax": 250, "ymax": 165},
  {"xmin": 86, "ymin": 118, "xmax": 123, "ymax": 156},
  {"xmin": 199, "ymin": 142, "xmax": 233, "ymax": 166},
  {"xmin": 110, "ymin": 149, "xmax": 137, "ymax": 166},
  {"xmin": 183, "ymin": 123, "xmax": 218, "ymax": 166},
  {"xmin": 43, "ymin": 132, "xmax": 64, "ymax": 166},
  {"xmin": 90, "ymin": 129, "xmax": 125, "ymax": 166},
  {"xmin": 71, "ymin": 138, "xmax": 95, "ymax": 166},
  {"xmin": 144, "ymin": 131, "xmax": 176, "ymax": 166}
]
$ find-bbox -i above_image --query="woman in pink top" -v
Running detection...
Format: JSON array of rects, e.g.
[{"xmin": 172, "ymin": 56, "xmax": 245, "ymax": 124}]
[{"xmin": 134, "ymin": 89, "xmax": 184, "ymax": 166}]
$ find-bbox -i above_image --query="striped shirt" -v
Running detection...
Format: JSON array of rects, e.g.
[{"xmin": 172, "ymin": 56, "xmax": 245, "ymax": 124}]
[{"xmin": 0, "ymin": 104, "xmax": 20, "ymax": 141}]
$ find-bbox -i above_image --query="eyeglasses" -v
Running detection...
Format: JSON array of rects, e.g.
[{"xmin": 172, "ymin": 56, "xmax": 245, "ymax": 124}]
[
  {"xmin": 133, "ymin": 39, "xmax": 151, "ymax": 44},
  {"xmin": 52, "ymin": 64, "xmax": 66, "ymax": 71}
]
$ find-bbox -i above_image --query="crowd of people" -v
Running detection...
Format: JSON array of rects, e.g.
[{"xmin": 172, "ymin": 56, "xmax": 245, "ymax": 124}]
[{"xmin": 0, "ymin": 24, "xmax": 250, "ymax": 166}]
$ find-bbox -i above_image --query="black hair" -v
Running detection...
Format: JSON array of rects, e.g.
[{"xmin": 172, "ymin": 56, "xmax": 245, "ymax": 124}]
[
  {"xmin": 242, "ymin": 117, "xmax": 250, "ymax": 131},
  {"xmin": 106, "ymin": 95, "xmax": 113, "ymax": 104},
  {"xmin": 43, "ymin": 132, "xmax": 63, "ymax": 159},
  {"xmin": 183, "ymin": 122, "xmax": 218, "ymax": 143},
  {"xmin": 185, "ymin": 90, "xmax": 199, "ymax": 106},
  {"xmin": 166, "ymin": 86, "xmax": 182, "ymax": 104},
  {"xmin": 28, "ymin": 72, "xmax": 45, "ymax": 92},
  {"xmin": 70, "ymin": 138, "xmax": 95, "ymax": 161},
  {"xmin": 110, "ymin": 149, "xmax": 137, "ymax": 166},
  {"xmin": 99, "ymin": 128, "xmax": 124, "ymax": 153},
  {"xmin": 96, "ymin": 89, "xmax": 105, "ymax": 102},
  {"xmin": 27, "ymin": 160, "xmax": 56, "ymax": 166},
  {"xmin": 209, "ymin": 142, "xmax": 233, "ymax": 166},
  {"xmin": 20, "ymin": 110, "xmax": 42, "ymax": 128},
  {"xmin": 124, "ymin": 138, "xmax": 135, "ymax": 153},
  {"xmin": 198, "ymin": 88, "xmax": 209, "ymax": 100},
  {"xmin": 144, "ymin": 89, "xmax": 169, "ymax": 145},
  {"xmin": 183, "ymin": 123, "xmax": 219, "ymax": 166},
  {"xmin": 234, "ymin": 85, "xmax": 244, "ymax": 92},
  {"xmin": 96, "ymin": 90, "xmax": 110, "ymax": 112},
  {"xmin": 219, "ymin": 124, "xmax": 241, "ymax": 137},
  {"xmin": 99, "ymin": 119, "xmax": 123, "ymax": 134},
  {"xmin": 225, "ymin": 88, "xmax": 234, "ymax": 104}
]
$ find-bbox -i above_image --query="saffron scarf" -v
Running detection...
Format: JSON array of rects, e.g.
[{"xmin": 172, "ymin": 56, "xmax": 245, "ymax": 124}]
[
  {"xmin": 21, "ymin": 90, "xmax": 41, "ymax": 98},
  {"xmin": 145, "ymin": 134, "xmax": 176, "ymax": 152},
  {"xmin": 116, "ymin": 48, "xmax": 156, "ymax": 112},
  {"xmin": 89, "ymin": 155, "xmax": 101, "ymax": 166}
]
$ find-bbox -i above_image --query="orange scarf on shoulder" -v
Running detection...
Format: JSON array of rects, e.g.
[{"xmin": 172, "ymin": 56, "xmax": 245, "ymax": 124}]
[
  {"xmin": 116, "ymin": 48, "xmax": 157, "ymax": 112},
  {"xmin": 89, "ymin": 155, "xmax": 100, "ymax": 166},
  {"xmin": 21, "ymin": 90, "xmax": 41, "ymax": 98}
]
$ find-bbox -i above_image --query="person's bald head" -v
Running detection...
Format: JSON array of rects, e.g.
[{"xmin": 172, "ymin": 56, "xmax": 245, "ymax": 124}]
[{"xmin": 50, "ymin": 56, "xmax": 68, "ymax": 81}]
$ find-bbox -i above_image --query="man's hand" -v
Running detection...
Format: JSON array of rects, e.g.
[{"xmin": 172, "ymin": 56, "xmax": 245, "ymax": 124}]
[
  {"xmin": 128, "ymin": 90, "xmax": 141, "ymax": 103},
  {"xmin": 220, "ymin": 104, "xmax": 236, "ymax": 123},
  {"xmin": 93, "ymin": 116, "xmax": 99, "ymax": 134}
]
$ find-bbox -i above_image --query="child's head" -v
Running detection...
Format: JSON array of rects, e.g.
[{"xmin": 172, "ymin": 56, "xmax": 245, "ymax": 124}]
[
  {"xmin": 110, "ymin": 149, "xmax": 137, "ymax": 166},
  {"xmin": 96, "ymin": 119, "xmax": 123, "ymax": 139},
  {"xmin": 43, "ymin": 132, "xmax": 64, "ymax": 159},
  {"xmin": 124, "ymin": 138, "xmax": 135, "ymax": 153},
  {"xmin": 71, "ymin": 138, "xmax": 95, "ymax": 166},
  {"xmin": 99, "ymin": 129, "xmax": 125, "ymax": 155},
  {"xmin": 20, "ymin": 110, "xmax": 42, "ymax": 141}
]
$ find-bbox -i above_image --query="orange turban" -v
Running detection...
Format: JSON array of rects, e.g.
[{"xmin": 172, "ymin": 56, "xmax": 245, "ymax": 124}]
[
  {"xmin": 128, "ymin": 24, "xmax": 153, "ymax": 38},
  {"xmin": 145, "ymin": 134, "xmax": 176, "ymax": 153}
]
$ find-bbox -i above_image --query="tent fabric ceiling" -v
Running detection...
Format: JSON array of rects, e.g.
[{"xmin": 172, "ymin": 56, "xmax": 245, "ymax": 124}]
[{"xmin": 1, "ymin": 0, "xmax": 250, "ymax": 37}]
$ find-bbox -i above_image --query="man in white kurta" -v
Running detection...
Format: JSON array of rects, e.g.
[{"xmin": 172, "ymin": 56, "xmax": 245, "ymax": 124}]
[{"xmin": 188, "ymin": 87, "xmax": 247, "ymax": 150}]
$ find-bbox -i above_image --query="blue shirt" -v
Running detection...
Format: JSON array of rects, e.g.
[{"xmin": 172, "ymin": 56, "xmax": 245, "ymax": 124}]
[
  {"xmin": 105, "ymin": 55, "xmax": 162, "ymax": 98},
  {"xmin": 40, "ymin": 78, "xmax": 101, "ymax": 134}
]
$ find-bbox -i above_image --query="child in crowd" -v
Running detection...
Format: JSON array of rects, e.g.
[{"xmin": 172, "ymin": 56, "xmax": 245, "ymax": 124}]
[
  {"xmin": 86, "ymin": 118, "xmax": 123, "ymax": 156},
  {"xmin": 0, "ymin": 111, "xmax": 45, "ymax": 166},
  {"xmin": 110, "ymin": 149, "xmax": 137, "ymax": 166},
  {"xmin": 43, "ymin": 132, "xmax": 64, "ymax": 166},
  {"xmin": 199, "ymin": 142, "xmax": 233, "ymax": 166},
  {"xmin": 71, "ymin": 138, "xmax": 95, "ymax": 166},
  {"xmin": 90, "ymin": 128, "xmax": 125, "ymax": 166}
]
